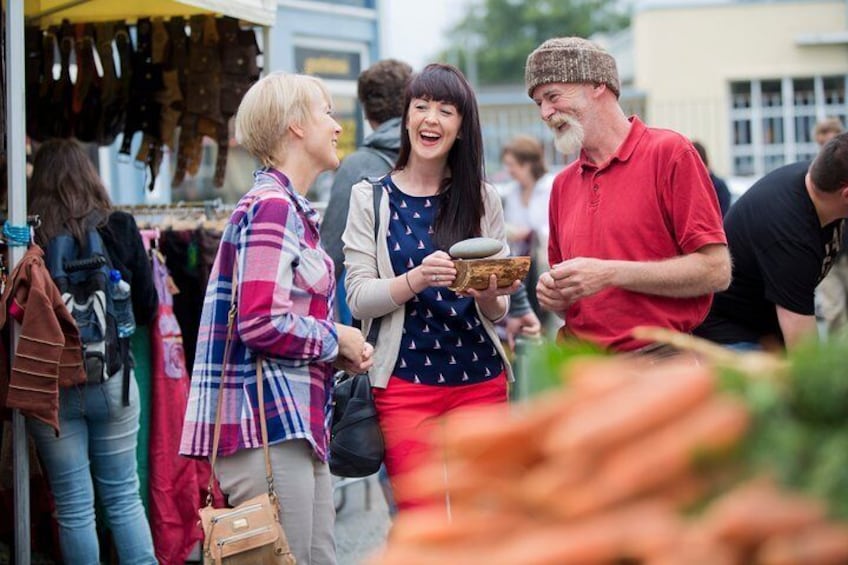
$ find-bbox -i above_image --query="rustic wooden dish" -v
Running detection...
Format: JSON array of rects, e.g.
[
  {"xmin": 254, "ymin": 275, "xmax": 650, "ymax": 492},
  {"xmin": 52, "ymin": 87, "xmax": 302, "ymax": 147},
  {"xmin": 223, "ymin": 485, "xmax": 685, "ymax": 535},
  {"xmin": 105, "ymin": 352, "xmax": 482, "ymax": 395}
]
[{"xmin": 448, "ymin": 256, "xmax": 532, "ymax": 292}]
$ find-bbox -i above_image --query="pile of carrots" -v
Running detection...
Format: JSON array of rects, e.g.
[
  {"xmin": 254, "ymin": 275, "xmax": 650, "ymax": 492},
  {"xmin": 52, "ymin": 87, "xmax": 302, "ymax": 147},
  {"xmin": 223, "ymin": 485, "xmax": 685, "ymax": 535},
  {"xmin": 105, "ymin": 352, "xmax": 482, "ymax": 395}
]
[{"xmin": 368, "ymin": 355, "xmax": 848, "ymax": 565}]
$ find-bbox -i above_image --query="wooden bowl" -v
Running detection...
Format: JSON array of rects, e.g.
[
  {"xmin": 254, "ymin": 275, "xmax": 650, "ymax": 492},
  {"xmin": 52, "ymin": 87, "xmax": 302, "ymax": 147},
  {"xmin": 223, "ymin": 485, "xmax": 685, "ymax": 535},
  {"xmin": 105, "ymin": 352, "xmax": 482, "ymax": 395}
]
[{"xmin": 448, "ymin": 256, "xmax": 531, "ymax": 292}]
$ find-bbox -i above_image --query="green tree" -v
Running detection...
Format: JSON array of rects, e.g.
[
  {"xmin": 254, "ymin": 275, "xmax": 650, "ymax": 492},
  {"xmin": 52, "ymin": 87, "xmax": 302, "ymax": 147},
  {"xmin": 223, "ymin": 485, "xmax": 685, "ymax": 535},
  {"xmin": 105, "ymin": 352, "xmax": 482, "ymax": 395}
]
[{"xmin": 440, "ymin": 0, "xmax": 630, "ymax": 85}]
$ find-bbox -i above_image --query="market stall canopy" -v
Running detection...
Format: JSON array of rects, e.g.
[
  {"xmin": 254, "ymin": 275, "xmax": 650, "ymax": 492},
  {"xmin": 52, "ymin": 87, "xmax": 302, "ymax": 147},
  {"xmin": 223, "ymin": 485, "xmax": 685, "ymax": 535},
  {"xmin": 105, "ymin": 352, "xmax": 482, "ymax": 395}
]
[{"xmin": 25, "ymin": 0, "xmax": 277, "ymax": 27}]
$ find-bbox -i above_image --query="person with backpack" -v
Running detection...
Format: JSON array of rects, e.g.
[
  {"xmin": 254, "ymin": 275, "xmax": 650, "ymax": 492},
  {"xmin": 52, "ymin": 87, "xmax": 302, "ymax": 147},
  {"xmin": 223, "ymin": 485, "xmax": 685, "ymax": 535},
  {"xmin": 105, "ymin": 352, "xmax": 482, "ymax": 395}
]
[{"xmin": 26, "ymin": 138, "xmax": 158, "ymax": 564}]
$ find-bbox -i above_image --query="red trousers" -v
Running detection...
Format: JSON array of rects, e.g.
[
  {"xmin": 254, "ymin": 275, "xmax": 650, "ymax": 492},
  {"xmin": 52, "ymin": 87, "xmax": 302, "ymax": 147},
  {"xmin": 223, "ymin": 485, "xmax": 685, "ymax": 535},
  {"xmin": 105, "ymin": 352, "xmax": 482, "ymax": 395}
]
[{"xmin": 373, "ymin": 373, "xmax": 508, "ymax": 511}]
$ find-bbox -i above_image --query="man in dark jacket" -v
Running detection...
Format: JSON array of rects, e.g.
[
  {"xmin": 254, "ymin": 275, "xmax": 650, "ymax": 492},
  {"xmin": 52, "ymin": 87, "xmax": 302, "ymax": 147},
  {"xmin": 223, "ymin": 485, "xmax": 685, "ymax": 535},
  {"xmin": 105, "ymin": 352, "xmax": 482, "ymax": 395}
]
[{"xmin": 321, "ymin": 59, "xmax": 412, "ymax": 282}]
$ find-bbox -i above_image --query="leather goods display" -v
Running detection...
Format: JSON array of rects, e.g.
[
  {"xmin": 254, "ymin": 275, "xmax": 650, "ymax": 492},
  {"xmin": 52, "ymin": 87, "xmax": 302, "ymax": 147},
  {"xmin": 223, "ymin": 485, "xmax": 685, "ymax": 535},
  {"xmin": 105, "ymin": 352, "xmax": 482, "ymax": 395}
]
[
  {"xmin": 328, "ymin": 180, "xmax": 385, "ymax": 478},
  {"xmin": 120, "ymin": 17, "xmax": 165, "ymax": 191},
  {"xmin": 199, "ymin": 266, "xmax": 295, "ymax": 565},
  {"xmin": 51, "ymin": 22, "xmax": 74, "ymax": 139},
  {"xmin": 23, "ymin": 16, "xmax": 260, "ymax": 189},
  {"xmin": 72, "ymin": 23, "xmax": 101, "ymax": 142},
  {"xmin": 173, "ymin": 14, "xmax": 222, "ymax": 188}
]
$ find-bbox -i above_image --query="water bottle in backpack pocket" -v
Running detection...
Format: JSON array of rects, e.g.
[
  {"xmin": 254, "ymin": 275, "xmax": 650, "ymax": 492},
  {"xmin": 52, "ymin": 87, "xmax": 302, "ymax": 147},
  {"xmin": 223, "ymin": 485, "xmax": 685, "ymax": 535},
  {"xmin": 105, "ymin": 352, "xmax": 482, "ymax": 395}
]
[
  {"xmin": 109, "ymin": 269, "xmax": 136, "ymax": 338},
  {"xmin": 46, "ymin": 229, "xmax": 125, "ymax": 384}
]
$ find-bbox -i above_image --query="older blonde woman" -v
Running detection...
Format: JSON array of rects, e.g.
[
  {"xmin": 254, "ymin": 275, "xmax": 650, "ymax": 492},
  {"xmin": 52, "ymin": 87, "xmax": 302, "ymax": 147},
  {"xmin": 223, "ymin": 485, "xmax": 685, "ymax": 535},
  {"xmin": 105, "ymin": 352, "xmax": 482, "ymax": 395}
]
[{"xmin": 180, "ymin": 73, "xmax": 372, "ymax": 565}]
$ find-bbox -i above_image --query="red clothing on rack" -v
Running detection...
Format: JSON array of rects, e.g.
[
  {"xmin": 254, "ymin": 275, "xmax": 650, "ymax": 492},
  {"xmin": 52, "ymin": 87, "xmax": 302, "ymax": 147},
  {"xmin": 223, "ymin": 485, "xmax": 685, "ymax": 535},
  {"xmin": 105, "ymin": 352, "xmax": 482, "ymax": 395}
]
[{"xmin": 148, "ymin": 250, "xmax": 202, "ymax": 564}]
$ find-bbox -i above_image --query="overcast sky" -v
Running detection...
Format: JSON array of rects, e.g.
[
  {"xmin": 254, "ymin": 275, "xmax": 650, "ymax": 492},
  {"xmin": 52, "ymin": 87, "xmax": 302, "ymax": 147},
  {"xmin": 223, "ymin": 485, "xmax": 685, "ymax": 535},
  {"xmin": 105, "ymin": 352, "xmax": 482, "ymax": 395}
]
[
  {"xmin": 381, "ymin": 0, "xmax": 470, "ymax": 70},
  {"xmin": 380, "ymin": 0, "xmax": 653, "ymax": 70}
]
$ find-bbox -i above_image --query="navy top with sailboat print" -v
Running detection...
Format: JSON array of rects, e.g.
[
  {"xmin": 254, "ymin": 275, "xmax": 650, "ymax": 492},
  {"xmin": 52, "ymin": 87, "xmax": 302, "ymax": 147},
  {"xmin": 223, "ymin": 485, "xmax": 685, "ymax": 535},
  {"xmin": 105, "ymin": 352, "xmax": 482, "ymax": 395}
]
[{"xmin": 384, "ymin": 176, "xmax": 504, "ymax": 386}]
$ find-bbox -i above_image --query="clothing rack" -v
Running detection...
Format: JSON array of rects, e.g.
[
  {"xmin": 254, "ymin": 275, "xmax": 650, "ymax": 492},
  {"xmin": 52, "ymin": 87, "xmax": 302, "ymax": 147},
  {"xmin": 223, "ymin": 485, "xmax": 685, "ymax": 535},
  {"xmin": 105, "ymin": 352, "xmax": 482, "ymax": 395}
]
[
  {"xmin": 115, "ymin": 197, "xmax": 226, "ymax": 219},
  {"xmin": 115, "ymin": 198, "xmax": 231, "ymax": 232}
]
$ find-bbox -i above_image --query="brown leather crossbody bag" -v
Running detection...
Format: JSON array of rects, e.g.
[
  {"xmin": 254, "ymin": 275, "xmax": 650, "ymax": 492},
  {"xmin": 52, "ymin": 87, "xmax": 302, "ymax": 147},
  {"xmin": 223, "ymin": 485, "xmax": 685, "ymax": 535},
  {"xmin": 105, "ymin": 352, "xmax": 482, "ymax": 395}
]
[{"xmin": 199, "ymin": 265, "xmax": 295, "ymax": 565}]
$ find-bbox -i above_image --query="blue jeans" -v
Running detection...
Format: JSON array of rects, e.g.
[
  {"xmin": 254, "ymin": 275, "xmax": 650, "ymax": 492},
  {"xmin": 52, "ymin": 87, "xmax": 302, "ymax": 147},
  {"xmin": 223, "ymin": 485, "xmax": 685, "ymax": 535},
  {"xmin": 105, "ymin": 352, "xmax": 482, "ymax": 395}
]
[{"xmin": 27, "ymin": 375, "xmax": 156, "ymax": 565}]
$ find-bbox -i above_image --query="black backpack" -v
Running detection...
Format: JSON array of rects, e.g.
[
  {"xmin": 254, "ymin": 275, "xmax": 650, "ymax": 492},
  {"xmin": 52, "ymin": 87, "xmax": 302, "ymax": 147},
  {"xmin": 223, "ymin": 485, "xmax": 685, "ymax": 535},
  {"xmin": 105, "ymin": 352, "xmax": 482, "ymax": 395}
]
[{"xmin": 45, "ymin": 228, "xmax": 131, "ymax": 400}]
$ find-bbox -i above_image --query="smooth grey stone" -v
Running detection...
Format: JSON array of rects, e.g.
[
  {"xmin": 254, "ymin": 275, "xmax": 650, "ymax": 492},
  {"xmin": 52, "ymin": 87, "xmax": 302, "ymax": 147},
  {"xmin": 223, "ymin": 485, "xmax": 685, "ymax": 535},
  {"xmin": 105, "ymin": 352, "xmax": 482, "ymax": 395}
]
[{"xmin": 448, "ymin": 237, "xmax": 504, "ymax": 259}]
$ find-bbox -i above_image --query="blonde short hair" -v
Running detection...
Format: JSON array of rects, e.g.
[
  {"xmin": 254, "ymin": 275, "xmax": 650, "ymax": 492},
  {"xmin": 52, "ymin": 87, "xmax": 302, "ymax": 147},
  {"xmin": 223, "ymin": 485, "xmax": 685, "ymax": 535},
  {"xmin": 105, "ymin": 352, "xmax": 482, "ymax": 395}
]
[{"xmin": 235, "ymin": 72, "xmax": 331, "ymax": 167}]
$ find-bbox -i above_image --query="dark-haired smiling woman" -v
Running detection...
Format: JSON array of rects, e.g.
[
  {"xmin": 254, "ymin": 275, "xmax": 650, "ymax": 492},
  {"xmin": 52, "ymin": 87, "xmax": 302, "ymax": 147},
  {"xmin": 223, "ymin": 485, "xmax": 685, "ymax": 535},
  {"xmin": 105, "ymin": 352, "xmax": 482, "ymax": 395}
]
[{"xmin": 342, "ymin": 63, "xmax": 517, "ymax": 511}]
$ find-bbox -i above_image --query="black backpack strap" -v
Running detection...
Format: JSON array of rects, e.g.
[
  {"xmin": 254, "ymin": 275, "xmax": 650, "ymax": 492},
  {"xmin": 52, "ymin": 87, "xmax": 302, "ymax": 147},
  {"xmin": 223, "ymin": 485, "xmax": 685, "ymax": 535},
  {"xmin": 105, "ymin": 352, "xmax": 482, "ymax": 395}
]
[
  {"xmin": 365, "ymin": 179, "xmax": 384, "ymax": 345},
  {"xmin": 121, "ymin": 339, "xmax": 131, "ymax": 406}
]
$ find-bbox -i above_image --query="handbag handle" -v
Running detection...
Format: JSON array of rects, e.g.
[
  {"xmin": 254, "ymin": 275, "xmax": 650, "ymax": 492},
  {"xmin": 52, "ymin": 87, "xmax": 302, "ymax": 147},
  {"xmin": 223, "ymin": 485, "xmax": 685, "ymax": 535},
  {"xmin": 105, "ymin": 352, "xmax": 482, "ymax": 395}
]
[{"xmin": 206, "ymin": 259, "xmax": 276, "ymax": 507}]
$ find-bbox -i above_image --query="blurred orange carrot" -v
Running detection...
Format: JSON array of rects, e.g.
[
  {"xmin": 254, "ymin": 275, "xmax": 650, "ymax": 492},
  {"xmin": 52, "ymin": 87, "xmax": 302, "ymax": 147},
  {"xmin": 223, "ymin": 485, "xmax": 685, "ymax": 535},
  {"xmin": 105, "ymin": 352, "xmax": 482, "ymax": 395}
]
[
  {"xmin": 551, "ymin": 397, "xmax": 749, "ymax": 519},
  {"xmin": 704, "ymin": 480, "xmax": 826, "ymax": 548},
  {"xmin": 494, "ymin": 500, "xmax": 680, "ymax": 565},
  {"xmin": 516, "ymin": 454, "xmax": 594, "ymax": 510},
  {"xmin": 438, "ymin": 390, "xmax": 569, "ymax": 469},
  {"xmin": 388, "ymin": 505, "xmax": 528, "ymax": 547},
  {"xmin": 645, "ymin": 527, "xmax": 737, "ymax": 565},
  {"xmin": 757, "ymin": 524, "xmax": 848, "ymax": 565},
  {"xmin": 544, "ymin": 361, "xmax": 715, "ymax": 457}
]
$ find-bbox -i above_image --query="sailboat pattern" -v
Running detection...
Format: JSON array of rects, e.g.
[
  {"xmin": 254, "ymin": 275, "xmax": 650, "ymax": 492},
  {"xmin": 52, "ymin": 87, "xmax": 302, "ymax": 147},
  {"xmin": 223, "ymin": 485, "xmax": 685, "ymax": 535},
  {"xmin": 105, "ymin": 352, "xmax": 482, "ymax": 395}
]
[{"xmin": 383, "ymin": 176, "xmax": 503, "ymax": 386}]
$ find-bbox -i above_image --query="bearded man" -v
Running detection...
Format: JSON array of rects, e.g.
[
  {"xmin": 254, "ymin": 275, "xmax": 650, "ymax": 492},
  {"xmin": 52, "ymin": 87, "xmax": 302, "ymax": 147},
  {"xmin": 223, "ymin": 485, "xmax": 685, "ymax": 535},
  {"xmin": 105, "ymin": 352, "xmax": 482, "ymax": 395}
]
[{"xmin": 525, "ymin": 37, "xmax": 730, "ymax": 351}]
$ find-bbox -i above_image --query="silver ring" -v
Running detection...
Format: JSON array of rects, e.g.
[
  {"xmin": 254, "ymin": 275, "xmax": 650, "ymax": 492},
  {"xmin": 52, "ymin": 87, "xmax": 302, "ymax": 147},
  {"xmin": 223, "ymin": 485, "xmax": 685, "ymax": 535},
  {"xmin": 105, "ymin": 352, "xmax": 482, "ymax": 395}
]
[{"xmin": 433, "ymin": 274, "xmax": 439, "ymax": 282}]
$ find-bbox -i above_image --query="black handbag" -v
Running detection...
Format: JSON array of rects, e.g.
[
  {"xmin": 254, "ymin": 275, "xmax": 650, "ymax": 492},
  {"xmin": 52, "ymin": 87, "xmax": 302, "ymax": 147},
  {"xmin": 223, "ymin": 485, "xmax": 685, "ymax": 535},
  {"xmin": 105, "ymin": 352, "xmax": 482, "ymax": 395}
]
[
  {"xmin": 329, "ymin": 180, "xmax": 386, "ymax": 477},
  {"xmin": 329, "ymin": 370, "xmax": 384, "ymax": 477}
]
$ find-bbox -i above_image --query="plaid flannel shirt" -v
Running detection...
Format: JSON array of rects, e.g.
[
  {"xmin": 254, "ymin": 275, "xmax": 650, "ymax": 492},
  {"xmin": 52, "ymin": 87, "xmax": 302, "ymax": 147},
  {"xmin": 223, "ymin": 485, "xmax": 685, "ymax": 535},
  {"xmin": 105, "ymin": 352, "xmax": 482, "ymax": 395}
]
[{"xmin": 180, "ymin": 168, "xmax": 339, "ymax": 461}]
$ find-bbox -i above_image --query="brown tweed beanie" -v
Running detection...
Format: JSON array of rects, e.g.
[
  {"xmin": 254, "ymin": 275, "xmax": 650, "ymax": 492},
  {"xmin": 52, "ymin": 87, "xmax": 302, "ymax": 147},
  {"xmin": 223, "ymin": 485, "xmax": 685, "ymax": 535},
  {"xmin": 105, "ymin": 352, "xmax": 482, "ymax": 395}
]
[{"xmin": 525, "ymin": 37, "xmax": 620, "ymax": 99}]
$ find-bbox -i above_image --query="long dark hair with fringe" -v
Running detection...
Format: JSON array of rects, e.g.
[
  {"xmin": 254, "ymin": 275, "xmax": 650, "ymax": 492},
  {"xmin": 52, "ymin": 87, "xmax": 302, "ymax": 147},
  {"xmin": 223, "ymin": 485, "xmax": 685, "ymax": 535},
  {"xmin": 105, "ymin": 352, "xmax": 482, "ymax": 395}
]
[
  {"xmin": 28, "ymin": 138, "xmax": 113, "ymax": 247},
  {"xmin": 395, "ymin": 63, "xmax": 485, "ymax": 250}
]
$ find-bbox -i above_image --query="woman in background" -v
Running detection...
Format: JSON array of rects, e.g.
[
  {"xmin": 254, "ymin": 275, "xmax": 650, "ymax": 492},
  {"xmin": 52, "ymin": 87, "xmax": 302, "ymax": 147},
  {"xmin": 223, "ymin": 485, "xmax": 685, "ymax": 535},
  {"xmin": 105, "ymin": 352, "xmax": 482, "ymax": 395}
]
[
  {"xmin": 27, "ymin": 138, "xmax": 158, "ymax": 564},
  {"xmin": 501, "ymin": 134, "xmax": 554, "ymax": 320}
]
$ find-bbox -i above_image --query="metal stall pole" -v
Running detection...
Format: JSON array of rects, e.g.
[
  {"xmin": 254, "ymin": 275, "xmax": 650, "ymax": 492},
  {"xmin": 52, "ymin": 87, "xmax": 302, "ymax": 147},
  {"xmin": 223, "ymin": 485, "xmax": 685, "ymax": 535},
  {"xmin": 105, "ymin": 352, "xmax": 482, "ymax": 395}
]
[{"xmin": 5, "ymin": 1, "xmax": 31, "ymax": 563}]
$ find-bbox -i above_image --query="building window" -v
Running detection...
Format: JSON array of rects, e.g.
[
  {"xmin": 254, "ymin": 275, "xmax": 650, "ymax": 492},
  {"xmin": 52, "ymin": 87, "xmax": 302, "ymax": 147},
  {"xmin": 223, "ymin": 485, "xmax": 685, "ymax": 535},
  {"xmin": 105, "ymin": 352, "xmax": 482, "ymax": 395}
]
[{"xmin": 729, "ymin": 76, "xmax": 848, "ymax": 177}]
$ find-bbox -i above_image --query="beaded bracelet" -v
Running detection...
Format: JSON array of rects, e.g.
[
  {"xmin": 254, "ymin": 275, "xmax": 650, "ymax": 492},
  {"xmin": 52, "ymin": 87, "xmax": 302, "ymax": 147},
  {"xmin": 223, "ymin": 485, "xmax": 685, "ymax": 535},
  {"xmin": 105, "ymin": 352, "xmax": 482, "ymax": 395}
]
[{"xmin": 405, "ymin": 270, "xmax": 416, "ymax": 294}]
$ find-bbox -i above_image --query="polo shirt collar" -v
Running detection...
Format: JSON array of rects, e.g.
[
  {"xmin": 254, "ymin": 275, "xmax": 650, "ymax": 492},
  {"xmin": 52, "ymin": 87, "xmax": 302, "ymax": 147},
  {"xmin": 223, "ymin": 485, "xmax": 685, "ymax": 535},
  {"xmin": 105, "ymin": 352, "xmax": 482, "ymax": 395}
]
[{"xmin": 578, "ymin": 115, "xmax": 646, "ymax": 173}]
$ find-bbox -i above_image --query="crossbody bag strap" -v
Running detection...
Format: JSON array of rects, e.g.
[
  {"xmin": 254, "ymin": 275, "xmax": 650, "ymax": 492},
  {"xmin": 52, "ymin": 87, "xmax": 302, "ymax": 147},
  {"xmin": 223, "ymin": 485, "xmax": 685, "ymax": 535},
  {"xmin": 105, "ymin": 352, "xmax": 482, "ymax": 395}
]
[
  {"xmin": 256, "ymin": 357, "xmax": 276, "ymax": 499},
  {"xmin": 367, "ymin": 180, "xmax": 384, "ymax": 345},
  {"xmin": 206, "ymin": 258, "xmax": 276, "ymax": 506}
]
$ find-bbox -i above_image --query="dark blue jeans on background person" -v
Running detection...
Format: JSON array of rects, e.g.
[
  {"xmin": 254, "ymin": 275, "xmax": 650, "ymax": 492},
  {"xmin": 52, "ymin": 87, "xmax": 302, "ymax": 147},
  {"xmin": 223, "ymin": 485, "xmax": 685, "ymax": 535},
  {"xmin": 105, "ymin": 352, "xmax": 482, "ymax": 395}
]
[{"xmin": 27, "ymin": 374, "xmax": 157, "ymax": 565}]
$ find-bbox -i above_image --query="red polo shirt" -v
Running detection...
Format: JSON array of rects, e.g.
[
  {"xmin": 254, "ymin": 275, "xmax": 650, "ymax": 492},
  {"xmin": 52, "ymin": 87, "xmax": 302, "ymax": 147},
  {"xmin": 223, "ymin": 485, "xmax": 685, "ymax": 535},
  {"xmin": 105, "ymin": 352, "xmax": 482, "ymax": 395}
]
[{"xmin": 548, "ymin": 116, "xmax": 727, "ymax": 351}]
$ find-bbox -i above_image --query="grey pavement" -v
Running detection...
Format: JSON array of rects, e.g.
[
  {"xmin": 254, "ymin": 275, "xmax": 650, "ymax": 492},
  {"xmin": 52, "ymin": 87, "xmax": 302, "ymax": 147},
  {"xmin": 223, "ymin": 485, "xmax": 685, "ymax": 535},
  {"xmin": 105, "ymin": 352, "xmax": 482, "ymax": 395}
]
[{"xmin": 334, "ymin": 475, "xmax": 391, "ymax": 565}]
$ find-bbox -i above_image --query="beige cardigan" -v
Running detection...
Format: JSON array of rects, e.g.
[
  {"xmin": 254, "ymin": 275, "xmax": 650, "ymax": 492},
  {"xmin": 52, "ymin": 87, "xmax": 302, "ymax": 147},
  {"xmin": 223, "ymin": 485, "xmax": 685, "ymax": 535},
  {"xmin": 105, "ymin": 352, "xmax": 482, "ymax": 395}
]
[{"xmin": 342, "ymin": 178, "xmax": 514, "ymax": 389}]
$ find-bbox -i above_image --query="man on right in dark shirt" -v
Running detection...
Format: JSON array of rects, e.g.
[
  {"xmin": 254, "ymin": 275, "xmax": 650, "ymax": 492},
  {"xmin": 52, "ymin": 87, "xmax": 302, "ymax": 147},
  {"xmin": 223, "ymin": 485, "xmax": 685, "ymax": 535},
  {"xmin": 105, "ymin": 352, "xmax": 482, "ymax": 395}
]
[{"xmin": 696, "ymin": 133, "xmax": 848, "ymax": 350}]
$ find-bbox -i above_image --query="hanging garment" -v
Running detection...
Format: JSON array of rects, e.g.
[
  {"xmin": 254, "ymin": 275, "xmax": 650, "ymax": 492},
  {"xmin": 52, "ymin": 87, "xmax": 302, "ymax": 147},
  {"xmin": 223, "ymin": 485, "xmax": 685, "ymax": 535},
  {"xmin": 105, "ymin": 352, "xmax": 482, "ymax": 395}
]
[
  {"xmin": 95, "ymin": 21, "xmax": 132, "ymax": 146},
  {"xmin": 72, "ymin": 23, "xmax": 101, "ymax": 142},
  {"xmin": 160, "ymin": 228, "xmax": 220, "ymax": 372},
  {"xmin": 41, "ymin": 21, "xmax": 74, "ymax": 139},
  {"xmin": 214, "ymin": 17, "xmax": 262, "ymax": 187},
  {"xmin": 173, "ymin": 15, "xmax": 221, "ymax": 187},
  {"xmin": 158, "ymin": 17, "xmax": 188, "ymax": 151},
  {"xmin": 148, "ymin": 250, "xmax": 202, "ymax": 564},
  {"xmin": 25, "ymin": 25, "xmax": 42, "ymax": 141},
  {"xmin": 121, "ymin": 17, "xmax": 164, "ymax": 192}
]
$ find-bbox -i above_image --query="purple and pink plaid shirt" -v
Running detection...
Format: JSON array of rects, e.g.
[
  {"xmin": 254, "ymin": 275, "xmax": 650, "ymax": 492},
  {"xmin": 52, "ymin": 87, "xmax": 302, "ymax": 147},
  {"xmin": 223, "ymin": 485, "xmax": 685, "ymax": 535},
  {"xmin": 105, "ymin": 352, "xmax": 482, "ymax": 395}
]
[{"xmin": 180, "ymin": 168, "xmax": 339, "ymax": 461}]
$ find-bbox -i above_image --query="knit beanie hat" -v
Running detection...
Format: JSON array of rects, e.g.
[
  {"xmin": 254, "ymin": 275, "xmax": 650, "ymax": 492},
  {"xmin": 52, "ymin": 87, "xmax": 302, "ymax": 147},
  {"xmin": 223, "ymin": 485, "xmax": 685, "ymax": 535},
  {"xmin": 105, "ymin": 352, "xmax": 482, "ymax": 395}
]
[{"xmin": 525, "ymin": 37, "xmax": 620, "ymax": 99}]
